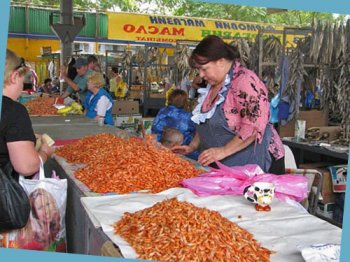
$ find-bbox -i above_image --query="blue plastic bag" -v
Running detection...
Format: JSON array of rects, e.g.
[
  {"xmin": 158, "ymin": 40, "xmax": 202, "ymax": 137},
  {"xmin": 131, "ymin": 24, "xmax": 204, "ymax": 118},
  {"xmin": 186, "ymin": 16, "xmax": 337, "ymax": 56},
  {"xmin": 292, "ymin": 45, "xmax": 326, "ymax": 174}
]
[
  {"xmin": 269, "ymin": 93, "xmax": 280, "ymax": 124},
  {"xmin": 278, "ymin": 101, "xmax": 290, "ymax": 120}
]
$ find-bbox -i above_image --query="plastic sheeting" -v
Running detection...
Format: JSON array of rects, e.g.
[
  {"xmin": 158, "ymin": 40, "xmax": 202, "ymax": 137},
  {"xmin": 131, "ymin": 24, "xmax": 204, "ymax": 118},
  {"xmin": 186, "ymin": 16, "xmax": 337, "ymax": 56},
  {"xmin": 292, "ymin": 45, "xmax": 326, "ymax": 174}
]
[{"xmin": 81, "ymin": 187, "xmax": 342, "ymax": 262}]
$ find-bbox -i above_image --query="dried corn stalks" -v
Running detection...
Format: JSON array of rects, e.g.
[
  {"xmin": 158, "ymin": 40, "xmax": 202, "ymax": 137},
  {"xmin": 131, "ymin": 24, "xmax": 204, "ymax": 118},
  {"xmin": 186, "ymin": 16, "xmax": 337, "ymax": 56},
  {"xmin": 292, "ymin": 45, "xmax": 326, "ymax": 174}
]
[
  {"xmin": 229, "ymin": 38, "xmax": 251, "ymax": 67},
  {"xmin": 122, "ymin": 50, "xmax": 132, "ymax": 68},
  {"xmin": 248, "ymin": 34, "xmax": 260, "ymax": 74},
  {"xmin": 316, "ymin": 19, "xmax": 350, "ymax": 140},
  {"xmin": 263, "ymin": 36, "xmax": 282, "ymax": 63},
  {"xmin": 113, "ymin": 198, "xmax": 272, "ymax": 261},
  {"xmin": 175, "ymin": 44, "xmax": 191, "ymax": 81},
  {"xmin": 336, "ymin": 56, "xmax": 350, "ymax": 140},
  {"xmin": 249, "ymin": 34, "xmax": 283, "ymax": 96},
  {"xmin": 132, "ymin": 48, "xmax": 145, "ymax": 80},
  {"xmin": 284, "ymin": 47, "xmax": 308, "ymax": 119}
]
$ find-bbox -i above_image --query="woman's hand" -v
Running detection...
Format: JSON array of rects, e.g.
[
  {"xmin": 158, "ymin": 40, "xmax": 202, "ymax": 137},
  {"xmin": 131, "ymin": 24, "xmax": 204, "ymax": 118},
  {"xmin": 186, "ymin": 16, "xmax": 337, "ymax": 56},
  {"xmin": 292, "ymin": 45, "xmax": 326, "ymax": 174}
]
[
  {"xmin": 198, "ymin": 147, "xmax": 227, "ymax": 166},
  {"xmin": 39, "ymin": 143, "xmax": 55, "ymax": 160},
  {"xmin": 198, "ymin": 135, "xmax": 256, "ymax": 166},
  {"xmin": 171, "ymin": 145, "xmax": 194, "ymax": 155}
]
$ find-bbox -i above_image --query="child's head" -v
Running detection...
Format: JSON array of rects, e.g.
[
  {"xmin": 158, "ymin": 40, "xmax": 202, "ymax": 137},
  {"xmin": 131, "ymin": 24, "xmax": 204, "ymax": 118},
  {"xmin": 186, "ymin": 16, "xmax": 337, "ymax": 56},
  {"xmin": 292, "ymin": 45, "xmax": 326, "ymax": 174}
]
[
  {"xmin": 44, "ymin": 78, "xmax": 52, "ymax": 86},
  {"xmin": 168, "ymin": 89, "xmax": 188, "ymax": 109},
  {"xmin": 160, "ymin": 127, "xmax": 184, "ymax": 149}
]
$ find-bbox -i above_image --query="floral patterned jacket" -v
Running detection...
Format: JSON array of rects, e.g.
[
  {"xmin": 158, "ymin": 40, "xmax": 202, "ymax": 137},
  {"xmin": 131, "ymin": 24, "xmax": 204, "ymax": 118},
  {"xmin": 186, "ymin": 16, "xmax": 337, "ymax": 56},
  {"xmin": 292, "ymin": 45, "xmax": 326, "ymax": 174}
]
[{"xmin": 222, "ymin": 62, "xmax": 284, "ymax": 160}]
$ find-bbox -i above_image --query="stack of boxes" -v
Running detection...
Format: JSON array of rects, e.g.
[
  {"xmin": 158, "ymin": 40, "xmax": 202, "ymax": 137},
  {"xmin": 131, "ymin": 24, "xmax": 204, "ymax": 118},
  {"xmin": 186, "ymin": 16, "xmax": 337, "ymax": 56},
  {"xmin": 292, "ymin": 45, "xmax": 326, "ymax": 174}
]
[
  {"xmin": 300, "ymin": 162, "xmax": 347, "ymax": 223},
  {"xmin": 128, "ymin": 85, "xmax": 143, "ymax": 100},
  {"xmin": 112, "ymin": 100, "xmax": 141, "ymax": 129},
  {"xmin": 279, "ymin": 110, "xmax": 329, "ymax": 138},
  {"xmin": 328, "ymin": 165, "xmax": 347, "ymax": 224},
  {"xmin": 112, "ymin": 100, "xmax": 155, "ymax": 134}
]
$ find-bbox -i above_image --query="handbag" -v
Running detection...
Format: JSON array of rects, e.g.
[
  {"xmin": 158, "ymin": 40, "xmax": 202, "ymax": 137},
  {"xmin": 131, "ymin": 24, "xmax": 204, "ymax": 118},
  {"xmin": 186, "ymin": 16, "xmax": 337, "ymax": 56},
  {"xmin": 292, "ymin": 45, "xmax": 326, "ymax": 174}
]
[{"xmin": 0, "ymin": 162, "xmax": 31, "ymax": 232}]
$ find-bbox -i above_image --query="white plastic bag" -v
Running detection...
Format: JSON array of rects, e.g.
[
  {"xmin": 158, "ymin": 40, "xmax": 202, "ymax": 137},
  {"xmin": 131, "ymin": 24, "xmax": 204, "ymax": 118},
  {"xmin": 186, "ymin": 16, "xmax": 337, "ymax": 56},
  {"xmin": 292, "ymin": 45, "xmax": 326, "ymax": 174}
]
[
  {"xmin": 2, "ymin": 158, "xmax": 67, "ymax": 252},
  {"xmin": 300, "ymin": 244, "xmax": 341, "ymax": 262}
]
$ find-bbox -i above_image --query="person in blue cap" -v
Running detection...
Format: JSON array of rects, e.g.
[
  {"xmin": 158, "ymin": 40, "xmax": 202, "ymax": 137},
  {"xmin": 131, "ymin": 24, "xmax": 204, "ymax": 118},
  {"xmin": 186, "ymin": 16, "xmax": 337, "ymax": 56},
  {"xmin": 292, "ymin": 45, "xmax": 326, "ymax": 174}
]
[{"xmin": 59, "ymin": 57, "xmax": 93, "ymax": 104}]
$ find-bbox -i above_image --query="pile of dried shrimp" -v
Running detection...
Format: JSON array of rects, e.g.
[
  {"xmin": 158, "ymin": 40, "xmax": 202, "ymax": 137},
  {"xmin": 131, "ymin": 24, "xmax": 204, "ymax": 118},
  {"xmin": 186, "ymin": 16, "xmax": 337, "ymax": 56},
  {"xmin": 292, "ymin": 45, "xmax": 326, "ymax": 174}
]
[
  {"xmin": 24, "ymin": 96, "xmax": 58, "ymax": 115},
  {"xmin": 55, "ymin": 133, "xmax": 202, "ymax": 194},
  {"xmin": 113, "ymin": 198, "xmax": 272, "ymax": 261}
]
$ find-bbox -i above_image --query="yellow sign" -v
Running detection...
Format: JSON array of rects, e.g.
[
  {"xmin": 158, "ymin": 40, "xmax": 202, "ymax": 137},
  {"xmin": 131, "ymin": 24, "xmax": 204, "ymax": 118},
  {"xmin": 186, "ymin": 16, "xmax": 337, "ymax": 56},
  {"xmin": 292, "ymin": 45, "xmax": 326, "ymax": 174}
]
[{"xmin": 107, "ymin": 12, "xmax": 305, "ymax": 45}]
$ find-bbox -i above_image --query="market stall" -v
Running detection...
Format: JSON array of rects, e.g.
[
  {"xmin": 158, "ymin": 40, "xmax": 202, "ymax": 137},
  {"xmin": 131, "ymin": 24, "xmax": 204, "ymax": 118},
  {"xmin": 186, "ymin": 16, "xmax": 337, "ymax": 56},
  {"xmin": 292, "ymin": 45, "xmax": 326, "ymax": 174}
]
[
  {"xmin": 105, "ymin": 45, "xmax": 173, "ymax": 117},
  {"xmin": 33, "ymin": 127, "xmax": 342, "ymax": 260},
  {"xmin": 10, "ymin": 5, "xmax": 347, "ymax": 258},
  {"xmin": 81, "ymin": 187, "xmax": 342, "ymax": 261}
]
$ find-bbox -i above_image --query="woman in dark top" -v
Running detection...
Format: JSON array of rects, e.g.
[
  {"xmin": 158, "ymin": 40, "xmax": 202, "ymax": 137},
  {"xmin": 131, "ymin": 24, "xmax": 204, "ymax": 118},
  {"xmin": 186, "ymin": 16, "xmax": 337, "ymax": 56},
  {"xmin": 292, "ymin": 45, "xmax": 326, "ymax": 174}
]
[{"xmin": 0, "ymin": 49, "xmax": 54, "ymax": 176}]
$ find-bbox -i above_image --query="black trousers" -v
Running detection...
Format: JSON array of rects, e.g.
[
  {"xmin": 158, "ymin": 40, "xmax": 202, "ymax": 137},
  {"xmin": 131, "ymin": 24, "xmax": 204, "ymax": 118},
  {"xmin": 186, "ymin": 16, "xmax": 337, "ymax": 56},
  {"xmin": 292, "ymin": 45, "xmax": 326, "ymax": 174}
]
[
  {"xmin": 209, "ymin": 154, "xmax": 285, "ymax": 175},
  {"xmin": 268, "ymin": 155, "xmax": 285, "ymax": 175}
]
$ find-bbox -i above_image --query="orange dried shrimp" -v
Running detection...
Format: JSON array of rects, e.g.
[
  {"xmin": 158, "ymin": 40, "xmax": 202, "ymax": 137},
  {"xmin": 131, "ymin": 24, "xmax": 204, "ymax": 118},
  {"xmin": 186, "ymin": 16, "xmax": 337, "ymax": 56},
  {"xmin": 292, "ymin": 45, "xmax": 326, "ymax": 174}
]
[
  {"xmin": 113, "ymin": 198, "xmax": 272, "ymax": 261},
  {"xmin": 24, "ymin": 96, "xmax": 58, "ymax": 115},
  {"xmin": 55, "ymin": 133, "xmax": 202, "ymax": 194}
]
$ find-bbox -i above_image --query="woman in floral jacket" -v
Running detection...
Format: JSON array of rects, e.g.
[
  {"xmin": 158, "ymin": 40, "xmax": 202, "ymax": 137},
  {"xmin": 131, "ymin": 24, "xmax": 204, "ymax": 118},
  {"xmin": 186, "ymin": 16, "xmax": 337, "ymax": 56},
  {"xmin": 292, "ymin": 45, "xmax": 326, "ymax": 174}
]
[{"xmin": 172, "ymin": 35, "xmax": 285, "ymax": 174}]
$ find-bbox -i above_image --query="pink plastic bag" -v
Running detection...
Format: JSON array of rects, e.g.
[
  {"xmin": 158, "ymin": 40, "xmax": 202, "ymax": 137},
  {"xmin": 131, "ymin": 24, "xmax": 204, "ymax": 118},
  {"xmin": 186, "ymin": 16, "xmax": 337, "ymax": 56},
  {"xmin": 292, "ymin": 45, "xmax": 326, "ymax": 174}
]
[{"xmin": 181, "ymin": 162, "xmax": 308, "ymax": 202}]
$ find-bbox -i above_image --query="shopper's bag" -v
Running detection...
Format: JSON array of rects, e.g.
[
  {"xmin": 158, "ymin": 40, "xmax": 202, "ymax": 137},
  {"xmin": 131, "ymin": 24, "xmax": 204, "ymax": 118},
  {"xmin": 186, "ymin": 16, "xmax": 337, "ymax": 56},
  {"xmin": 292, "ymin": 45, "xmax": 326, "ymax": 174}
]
[
  {"xmin": 0, "ymin": 162, "xmax": 31, "ymax": 231},
  {"xmin": 3, "ymin": 159, "xmax": 67, "ymax": 252}
]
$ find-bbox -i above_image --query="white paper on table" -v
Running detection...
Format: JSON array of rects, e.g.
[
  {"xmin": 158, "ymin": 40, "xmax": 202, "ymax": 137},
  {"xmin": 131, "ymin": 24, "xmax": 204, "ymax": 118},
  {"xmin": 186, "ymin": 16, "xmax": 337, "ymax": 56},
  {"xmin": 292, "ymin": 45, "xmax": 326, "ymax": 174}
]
[
  {"xmin": 80, "ymin": 187, "xmax": 342, "ymax": 262},
  {"xmin": 53, "ymin": 104, "xmax": 66, "ymax": 110}
]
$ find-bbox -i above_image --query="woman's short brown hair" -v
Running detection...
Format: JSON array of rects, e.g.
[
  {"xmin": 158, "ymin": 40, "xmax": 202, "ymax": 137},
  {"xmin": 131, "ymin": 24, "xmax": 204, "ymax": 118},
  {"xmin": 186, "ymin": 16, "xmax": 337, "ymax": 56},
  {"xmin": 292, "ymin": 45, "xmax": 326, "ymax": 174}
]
[
  {"xmin": 189, "ymin": 35, "xmax": 240, "ymax": 68},
  {"xmin": 168, "ymin": 89, "xmax": 188, "ymax": 109}
]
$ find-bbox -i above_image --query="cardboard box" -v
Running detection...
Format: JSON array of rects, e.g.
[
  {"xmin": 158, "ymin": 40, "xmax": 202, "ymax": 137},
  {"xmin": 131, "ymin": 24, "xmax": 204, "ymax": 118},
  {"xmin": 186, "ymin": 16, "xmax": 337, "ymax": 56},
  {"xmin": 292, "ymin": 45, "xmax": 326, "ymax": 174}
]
[
  {"xmin": 299, "ymin": 162, "xmax": 337, "ymax": 204},
  {"xmin": 299, "ymin": 162, "xmax": 332, "ymax": 170},
  {"xmin": 328, "ymin": 165, "xmax": 347, "ymax": 192},
  {"xmin": 150, "ymin": 93, "xmax": 165, "ymax": 99},
  {"xmin": 128, "ymin": 90, "xmax": 141, "ymax": 100},
  {"xmin": 318, "ymin": 168, "xmax": 337, "ymax": 204},
  {"xmin": 115, "ymin": 114, "xmax": 142, "ymax": 129},
  {"xmin": 112, "ymin": 100, "xmax": 139, "ymax": 115},
  {"xmin": 130, "ymin": 85, "xmax": 143, "ymax": 91},
  {"xmin": 279, "ymin": 110, "xmax": 328, "ymax": 138}
]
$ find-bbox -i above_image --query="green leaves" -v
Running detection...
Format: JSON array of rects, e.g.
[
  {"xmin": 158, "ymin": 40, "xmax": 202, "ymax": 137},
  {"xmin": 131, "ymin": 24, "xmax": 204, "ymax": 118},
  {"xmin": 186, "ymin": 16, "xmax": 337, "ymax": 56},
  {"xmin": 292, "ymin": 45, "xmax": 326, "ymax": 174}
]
[{"xmin": 12, "ymin": 0, "xmax": 343, "ymax": 27}]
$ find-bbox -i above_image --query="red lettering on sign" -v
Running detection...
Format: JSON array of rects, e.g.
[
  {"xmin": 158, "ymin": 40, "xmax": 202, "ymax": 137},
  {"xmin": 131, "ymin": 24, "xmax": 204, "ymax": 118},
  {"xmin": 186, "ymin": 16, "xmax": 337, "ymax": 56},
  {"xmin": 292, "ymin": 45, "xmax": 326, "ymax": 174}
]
[
  {"xmin": 136, "ymin": 26, "xmax": 147, "ymax": 34},
  {"xmin": 123, "ymin": 24, "xmax": 135, "ymax": 33},
  {"xmin": 124, "ymin": 24, "xmax": 185, "ymax": 36},
  {"xmin": 160, "ymin": 27, "xmax": 171, "ymax": 35},
  {"xmin": 148, "ymin": 26, "xmax": 159, "ymax": 34},
  {"xmin": 173, "ymin": 28, "xmax": 184, "ymax": 36}
]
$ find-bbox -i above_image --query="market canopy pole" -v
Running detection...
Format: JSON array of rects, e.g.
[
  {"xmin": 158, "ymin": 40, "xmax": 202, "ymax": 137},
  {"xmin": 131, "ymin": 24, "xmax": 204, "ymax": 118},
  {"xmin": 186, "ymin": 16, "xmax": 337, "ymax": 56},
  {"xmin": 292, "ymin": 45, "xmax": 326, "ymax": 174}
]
[{"xmin": 50, "ymin": 0, "xmax": 85, "ymax": 66}]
